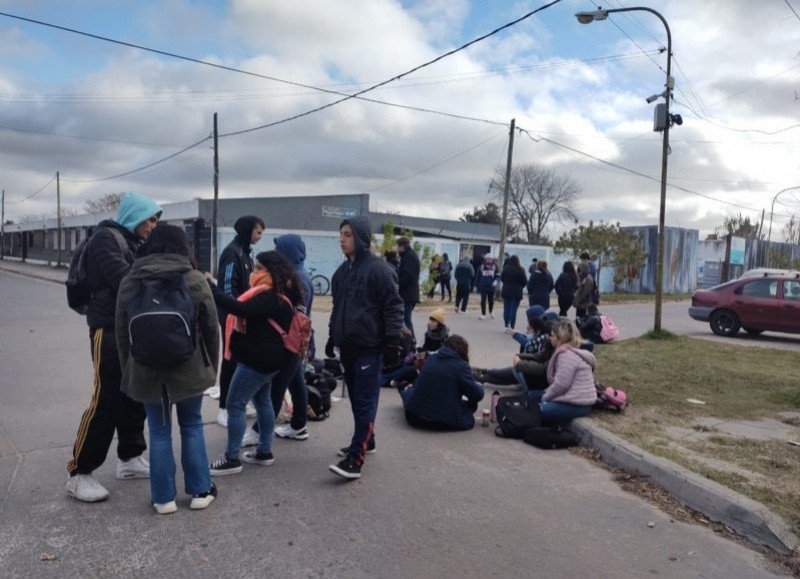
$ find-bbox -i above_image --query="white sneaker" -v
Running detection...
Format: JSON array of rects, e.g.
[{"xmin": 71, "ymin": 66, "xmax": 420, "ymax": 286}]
[
  {"xmin": 217, "ymin": 408, "xmax": 228, "ymax": 428},
  {"xmin": 189, "ymin": 483, "xmax": 217, "ymax": 510},
  {"xmin": 478, "ymin": 315, "xmax": 486, "ymax": 320},
  {"xmin": 241, "ymin": 427, "xmax": 259, "ymax": 447},
  {"xmin": 117, "ymin": 456, "xmax": 150, "ymax": 479},
  {"xmin": 153, "ymin": 501, "xmax": 177, "ymax": 515},
  {"xmin": 490, "ymin": 313, "xmax": 495, "ymax": 319},
  {"xmin": 245, "ymin": 403, "xmax": 257, "ymax": 418},
  {"xmin": 274, "ymin": 424, "xmax": 309, "ymax": 440},
  {"xmin": 66, "ymin": 474, "xmax": 109, "ymax": 502}
]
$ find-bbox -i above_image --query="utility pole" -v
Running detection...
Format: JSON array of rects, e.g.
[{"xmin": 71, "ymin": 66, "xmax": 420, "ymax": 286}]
[
  {"xmin": 1, "ymin": 189, "xmax": 5, "ymax": 260},
  {"xmin": 497, "ymin": 118, "xmax": 515, "ymax": 264},
  {"xmin": 212, "ymin": 112, "xmax": 219, "ymax": 276},
  {"xmin": 56, "ymin": 171, "xmax": 62, "ymax": 267}
]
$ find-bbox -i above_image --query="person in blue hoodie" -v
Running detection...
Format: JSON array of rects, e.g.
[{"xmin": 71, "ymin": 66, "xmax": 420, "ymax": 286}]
[
  {"xmin": 400, "ymin": 335, "xmax": 484, "ymax": 431},
  {"xmin": 66, "ymin": 192, "xmax": 162, "ymax": 503},
  {"xmin": 270, "ymin": 234, "xmax": 314, "ymax": 442}
]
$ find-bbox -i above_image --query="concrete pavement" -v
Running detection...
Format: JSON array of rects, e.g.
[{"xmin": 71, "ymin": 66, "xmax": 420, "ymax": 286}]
[{"xmin": 0, "ymin": 259, "xmax": 795, "ymax": 576}]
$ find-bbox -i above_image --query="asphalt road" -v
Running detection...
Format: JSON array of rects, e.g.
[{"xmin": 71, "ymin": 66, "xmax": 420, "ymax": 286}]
[{"xmin": 0, "ymin": 270, "xmax": 787, "ymax": 578}]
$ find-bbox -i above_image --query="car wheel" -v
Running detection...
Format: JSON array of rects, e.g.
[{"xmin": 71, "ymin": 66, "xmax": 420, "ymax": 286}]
[
  {"xmin": 710, "ymin": 310, "xmax": 741, "ymax": 337},
  {"xmin": 743, "ymin": 327, "xmax": 764, "ymax": 335}
]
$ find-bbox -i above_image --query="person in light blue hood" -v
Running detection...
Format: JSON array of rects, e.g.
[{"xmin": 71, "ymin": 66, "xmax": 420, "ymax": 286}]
[
  {"xmin": 116, "ymin": 192, "xmax": 163, "ymax": 235},
  {"xmin": 265, "ymin": 234, "xmax": 315, "ymax": 442}
]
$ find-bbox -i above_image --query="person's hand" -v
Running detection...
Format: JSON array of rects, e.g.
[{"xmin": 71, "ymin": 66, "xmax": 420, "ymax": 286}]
[
  {"xmin": 203, "ymin": 272, "xmax": 217, "ymax": 285},
  {"xmin": 513, "ymin": 354, "xmax": 520, "ymax": 367},
  {"xmin": 383, "ymin": 340, "xmax": 402, "ymax": 368},
  {"xmin": 325, "ymin": 337, "xmax": 336, "ymax": 359}
]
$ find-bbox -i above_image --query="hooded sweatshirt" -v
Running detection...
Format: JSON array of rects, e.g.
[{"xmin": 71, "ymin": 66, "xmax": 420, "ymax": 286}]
[
  {"xmin": 274, "ymin": 233, "xmax": 313, "ymax": 315},
  {"xmin": 328, "ymin": 216, "xmax": 404, "ymax": 358},
  {"xmin": 115, "ymin": 253, "xmax": 220, "ymax": 404},
  {"xmin": 216, "ymin": 215, "xmax": 260, "ymax": 322}
]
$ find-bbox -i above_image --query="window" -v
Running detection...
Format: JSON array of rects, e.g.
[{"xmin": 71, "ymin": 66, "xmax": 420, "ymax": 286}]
[
  {"xmin": 740, "ymin": 279, "xmax": 777, "ymax": 298},
  {"xmin": 784, "ymin": 280, "xmax": 800, "ymax": 301}
]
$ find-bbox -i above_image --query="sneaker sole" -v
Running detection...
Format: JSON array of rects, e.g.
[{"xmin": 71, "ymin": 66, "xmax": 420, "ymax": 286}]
[
  {"xmin": 328, "ymin": 464, "xmax": 361, "ymax": 479},
  {"xmin": 154, "ymin": 502, "xmax": 178, "ymax": 515},
  {"xmin": 66, "ymin": 489, "xmax": 109, "ymax": 502},
  {"xmin": 242, "ymin": 455, "xmax": 275, "ymax": 466},
  {"xmin": 116, "ymin": 472, "xmax": 150, "ymax": 480},
  {"xmin": 337, "ymin": 448, "xmax": 376, "ymax": 457},
  {"xmin": 189, "ymin": 496, "xmax": 215, "ymax": 510},
  {"xmin": 210, "ymin": 466, "xmax": 242, "ymax": 476},
  {"xmin": 275, "ymin": 432, "xmax": 309, "ymax": 441}
]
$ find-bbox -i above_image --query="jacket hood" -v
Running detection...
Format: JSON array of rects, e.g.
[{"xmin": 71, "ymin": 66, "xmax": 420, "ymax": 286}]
[
  {"xmin": 341, "ymin": 216, "xmax": 372, "ymax": 259},
  {"xmin": 274, "ymin": 234, "xmax": 306, "ymax": 268},
  {"xmin": 234, "ymin": 216, "xmax": 261, "ymax": 250},
  {"xmin": 568, "ymin": 345, "xmax": 596, "ymax": 370},
  {"xmin": 116, "ymin": 193, "xmax": 162, "ymax": 234},
  {"xmin": 127, "ymin": 254, "xmax": 193, "ymax": 279}
]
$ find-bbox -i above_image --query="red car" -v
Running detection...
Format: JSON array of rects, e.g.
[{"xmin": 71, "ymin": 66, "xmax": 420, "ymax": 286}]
[{"xmin": 689, "ymin": 273, "xmax": 800, "ymax": 336}]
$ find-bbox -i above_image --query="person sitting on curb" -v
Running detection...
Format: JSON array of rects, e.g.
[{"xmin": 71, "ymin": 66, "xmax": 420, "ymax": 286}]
[
  {"xmin": 528, "ymin": 318, "xmax": 597, "ymax": 425},
  {"xmin": 399, "ymin": 335, "xmax": 484, "ymax": 431}
]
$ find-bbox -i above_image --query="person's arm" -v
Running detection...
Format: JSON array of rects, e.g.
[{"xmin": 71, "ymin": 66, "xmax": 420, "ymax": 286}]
[
  {"xmin": 219, "ymin": 254, "xmax": 242, "ymax": 298},
  {"xmin": 93, "ymin": 229, "xmax": 132, "ymax": 293},
  {"xmin": 379, "ymin": 265, "xmax": 405, "ymax": 342},
  {"xmin": 456, "ymin": 361, "xmax": 485, "ymax": 402},
  {"xmin": 193, "ymin": 272, "xmax": 220, "ymax": 370},
  {"xmin": 541, "ymin": 352, "xmax": 577, "ymax": 402},
  {"xmin": 210, "ymin": 283, "xmax": 278, "ymax": 319}
]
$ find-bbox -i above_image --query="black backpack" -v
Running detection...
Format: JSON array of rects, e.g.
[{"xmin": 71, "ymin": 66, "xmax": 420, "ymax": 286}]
[
  {"xmin": 306, "ymin": 370, "xmax": 336, "ymax": 421},
  {"xmin": 65, "ymin": 227, "xmax": 128, "ymax": 314},
  {"xmin": 523, "ymin": 426, "xmax": 579, "ymax": 449},
  {"xmin": 126, "ymin": 272, "xmax": 196, "ymax": 367},
  {"xmin": 494, "ymin": 394, "xmax": 542, "ymax": 439}
]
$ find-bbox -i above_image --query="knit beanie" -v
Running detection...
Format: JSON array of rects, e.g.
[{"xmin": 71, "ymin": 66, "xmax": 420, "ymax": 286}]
[
  {"xmin": 429, "ymin": 308, "xmax": 447, "ymax": 325},
  {"xmin": 526, "ymin": 305, "xmax": 545, "ymax": 324}
]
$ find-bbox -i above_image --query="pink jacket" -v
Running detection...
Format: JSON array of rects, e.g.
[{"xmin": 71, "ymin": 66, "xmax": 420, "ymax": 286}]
[{"xmin": 543, "ymin": 345, "xmax": 597, "ymax": 406}]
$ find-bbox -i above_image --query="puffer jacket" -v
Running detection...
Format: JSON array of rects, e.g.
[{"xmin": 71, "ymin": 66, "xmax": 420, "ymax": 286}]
[
  {"xmin": 116, "ymin": 254, "xmax": 219, "ymax": 405},
  {"xmin": 542, "ymin": 345, "xmax": 597, "ymax": 406}
]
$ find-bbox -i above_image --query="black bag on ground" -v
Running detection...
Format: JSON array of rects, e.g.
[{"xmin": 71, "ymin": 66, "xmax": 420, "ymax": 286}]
[
  {"xmin": 126, "ymin": 272, "xmax": 196, "ymax": 367},
  {"xmin": 523, "ymin": 426, "xmax": 579, "ymax": 449},
  {"xmin": 323, "ymin": 357, "xmax": 343, "ymax": 378},
  {"xmin": 306, "ymin": 370, "xmax": 336, "ymax": 421},
  {"xmin": 494, "ymin": 395, "xmax": 542, "ymax": 439}
]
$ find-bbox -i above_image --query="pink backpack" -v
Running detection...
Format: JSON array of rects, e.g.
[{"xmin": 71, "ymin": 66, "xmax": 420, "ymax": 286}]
[
  {"xmin": 269, "ymin": 295, "xmax": 313, "ymax": 359},
  {"xmin": 599, "ymin": 315, "xmax": 619, "ymax": 342},
  {"xmin": 595, "ymin": 384, "xmax": 628, "ymax": 411}
]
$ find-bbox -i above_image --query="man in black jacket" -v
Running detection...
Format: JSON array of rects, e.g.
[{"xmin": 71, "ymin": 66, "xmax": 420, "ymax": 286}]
[
  {"xmin": 66, "ymin": 192, "xmax": 161, "ymax": 503},
  {"xmin": 395, "ymin": 236, "xmax": 420, "ymax": 338},
  {"xmin": 215, "ymin": 215, "xmax": 265, "ymax": 428},
  {"xmin": 327, "ymin": 217, "xmax": 404, "ymax": 479}
]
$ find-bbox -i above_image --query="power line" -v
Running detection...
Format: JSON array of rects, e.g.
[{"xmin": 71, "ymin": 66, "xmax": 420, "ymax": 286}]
[
  {"xmin": 784, "ymin": 0, "xmax": 800, "ymax": 21},
  {"xmin": 6, "ymin": 174, "xmax": 56, "ymax": 204}
]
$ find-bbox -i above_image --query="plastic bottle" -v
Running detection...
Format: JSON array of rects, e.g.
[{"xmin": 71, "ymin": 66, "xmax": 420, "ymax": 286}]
[{"xmin": 490, "ymin": 390, "xmax": 500, "ymax": 423}]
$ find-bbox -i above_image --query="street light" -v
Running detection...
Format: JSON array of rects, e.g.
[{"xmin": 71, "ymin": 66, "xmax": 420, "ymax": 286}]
[
  {"xmin": 576, "ymin": 6, "xmax": 673, "ymax": 334},
  {"xmin": 766, "ymin": 186, "xmax": 800, "ymax": 266}
]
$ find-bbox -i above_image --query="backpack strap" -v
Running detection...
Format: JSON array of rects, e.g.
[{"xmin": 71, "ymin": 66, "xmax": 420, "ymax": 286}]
[
  {"xmin": 107, "ymin": 227, "xmax": 130, "ymax": 256},
  {"xmin": 268, "ymin": 293, "xmax": 295, "ymax": 337}
]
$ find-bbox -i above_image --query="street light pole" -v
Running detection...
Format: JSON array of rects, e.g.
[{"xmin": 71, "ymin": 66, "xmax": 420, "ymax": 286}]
[
  {"xmin": 576, "ymin": 7, "xmax": 672, "ymax": 333},
  {"xmin": 766, "ymin": 186, "xmax": 800, "ymax": 266}
]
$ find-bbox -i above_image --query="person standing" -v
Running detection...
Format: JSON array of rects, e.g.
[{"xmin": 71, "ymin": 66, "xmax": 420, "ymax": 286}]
[
  {"xmin": 528, "ymin": 257, "xmax": 539, "ymax": 276},
  {"xmin": 426, "ymin": 253, "xmax": 441, "ymax": 299},
  {"xmin": 475, "ymin": 254, "xmax": 499, "ymax": 320},
  {"xmin": 501, "ymin": 255, "xmax": 527, "ymax": 330},
  {"xmin": 327, "ymin": 217, "xmax": 404, "ymax": 479},
  {"xmin": 527, "ymin": 259, "xmax": 554, "ymax": 309},
  {"xmin": 215, "ymin": 216, "xmax": 265, "ymax": 428},
  {"xmin": 580, "ymin": 252, "xmax": 600, "ymax": 304},
  {"xmin": 115, "ymin": 224, "xmax": 219, "ymax": 514},
  {"xmin": 66, "ymin": 192, "xmax": 161, "ymax": 503},
  {"xmin": 438, "ymin": 253, "xmax": 453, "ymax": 302},
  {"xmin": 574, "ymin": 262, "xmax": 596, "ymax": 323},
  {"xmin": 395, "ymin": 236, "xmax": 420, "ymax": 339},
  {"xmin": 453, "ymin": 256, "xmax": 474, "ymax": 313},
  {"xmin": 554, "ymin": 261, "xmax": 579, "ymax": 317}
]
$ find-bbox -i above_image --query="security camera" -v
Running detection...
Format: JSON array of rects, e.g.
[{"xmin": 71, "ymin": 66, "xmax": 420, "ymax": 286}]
[{"xmin": 645, "ymin": 94, "xmax": 660, "ymax": 104}]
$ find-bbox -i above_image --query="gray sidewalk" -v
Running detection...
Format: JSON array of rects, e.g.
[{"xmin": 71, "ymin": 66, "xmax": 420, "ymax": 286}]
[{"xmin": 1, "ymin": 258, "xmax": 797, "ymax": 557}]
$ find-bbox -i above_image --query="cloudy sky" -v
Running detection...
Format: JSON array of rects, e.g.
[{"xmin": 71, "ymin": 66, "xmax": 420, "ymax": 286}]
[{"xmin": 1, "ymin": 0, "xmax": 799, "ymax": 239}]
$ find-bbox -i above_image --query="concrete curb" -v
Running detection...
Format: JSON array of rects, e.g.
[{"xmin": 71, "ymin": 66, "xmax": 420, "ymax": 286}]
[
  {"xmin": 573, "ymin": 419, "xmax": 799, "ymax": 555},
  {"xmin": 0, "ymin": 262, "xmax": 66, "ymax": 284}
]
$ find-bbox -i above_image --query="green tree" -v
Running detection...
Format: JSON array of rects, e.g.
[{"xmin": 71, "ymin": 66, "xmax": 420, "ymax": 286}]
[
  {"xmin": 707, "ymin": 213, "xmax": 761, "ymax": 241},
  {"xmin": 553, "ymin": 221, "xmax": 646, "ymax": 291}
]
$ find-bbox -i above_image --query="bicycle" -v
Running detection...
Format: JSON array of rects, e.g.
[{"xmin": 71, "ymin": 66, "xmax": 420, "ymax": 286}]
[{"xmin": 307, "ymin": 267, "xmax": 330, "ymax": 296}]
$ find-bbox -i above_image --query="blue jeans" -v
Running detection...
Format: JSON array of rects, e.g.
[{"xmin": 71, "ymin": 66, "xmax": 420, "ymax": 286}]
[
  {"xmin": 342, "ymin": 353, "xmax": 382, "ymax": 466},
  {"xmin": 144, "ymin": 393, "xmax": 210, "ymax": 504},
  {"xmin": 527, "ymin": 389, "xmax": 592, "ymax": 425},
  {"xmin": 403, "ymin": 302, "xmax": 417, "ymax": 339},
  {"xmin": 270, "ymin": 354, "xmax": 307, "ymax": 431},
  {"xmin": 226, "ymin": 364, "xmax": 278, "ymax": 458},
  {"xmin": 503, "ymin": 298, "xmax": 521, "ymax": 328}
]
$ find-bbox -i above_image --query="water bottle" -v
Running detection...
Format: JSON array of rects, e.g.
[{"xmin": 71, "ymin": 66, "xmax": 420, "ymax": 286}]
[{"xmin": 490, "ymin": 390, "xmax": 500, "ymax": 423}]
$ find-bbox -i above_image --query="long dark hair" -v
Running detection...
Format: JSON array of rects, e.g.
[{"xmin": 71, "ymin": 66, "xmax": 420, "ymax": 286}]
[
  {"xmin": 444, "ymin": 334, "xmax": 469, "ymax": 363},
  {"xmin": 255, "ymin": 250, "xmax": 304, "ymax": 307},
  {"xmin": 563, "ymin": 260, "xmax": 578, "ymax": 285},
  {"xmin": 138, "ymin": 223, "xmax": 196, "ymax": 267}
]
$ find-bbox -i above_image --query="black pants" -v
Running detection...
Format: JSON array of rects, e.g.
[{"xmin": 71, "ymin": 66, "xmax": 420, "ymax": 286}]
[
  {"xmin": 68, "ymin": 327, "xmax": 146, "ymax": 476},
  {"xmin": 455, "ymin": 284, "xmax": 470, "ymax": 311},
  {"xmin": 480, "ymin": 290, "xmax": 495, "ymax": 315},
  {"xmin": 218, "ymin": 315, "xmax": 236, "ymax": 409},
  {"xmin": 440, "ymin": 277, "xmax": 452, "ymax": 300},
  {"xmin": 557, "ymin": 295, "xmax": 574, "ymax": 317}
]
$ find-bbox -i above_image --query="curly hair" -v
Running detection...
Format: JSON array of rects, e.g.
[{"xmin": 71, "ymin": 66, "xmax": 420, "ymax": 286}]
[
  {"xmin": 444, "ymin": 334, "xmax": 469, "ymax": 363},
  {"xmin": 137, "ymin": 223, "xmax": 196, "ymax": 267},
  {"xmin": 255, "ymin": 250, "xmax": 304, "ymax": 307}
]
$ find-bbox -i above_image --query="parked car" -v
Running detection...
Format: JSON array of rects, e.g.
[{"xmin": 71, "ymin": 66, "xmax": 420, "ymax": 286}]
[
  {"xmin": 739, "ymin": 268, "xmax": 800, "ymax": 279},
  {"xmin": 689, "ymin": 273, "xmax": 800, "ymax": 336}
]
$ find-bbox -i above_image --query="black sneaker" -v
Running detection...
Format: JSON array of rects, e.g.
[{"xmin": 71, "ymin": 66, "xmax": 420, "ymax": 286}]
[
  {"xmin": 190, "ymin": 483, "xmax": 217, "ymax": 510},
  {"xmin": 241, "ymin": 450, "xmax": 275, "ymax": 466},
  {"xmin": 329, "ymin": 456, "xmax": 362, "ymax": 479},
  {"xmin": 337, "ymin": 446, "xmax": 376, "ymax": 457},
  {"xmin": 209, "ymin": 455, "xmax": 242, "ymax": 476}
]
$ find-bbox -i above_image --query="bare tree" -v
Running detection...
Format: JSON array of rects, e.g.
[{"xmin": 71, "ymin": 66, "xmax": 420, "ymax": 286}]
[
  {"xmin": 85, "ymin": 192, "xmax": 124, "ymax": 214},
  {"xmin": 490, "ymin": 164, "xmax": 580, "ymax": 244}
]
